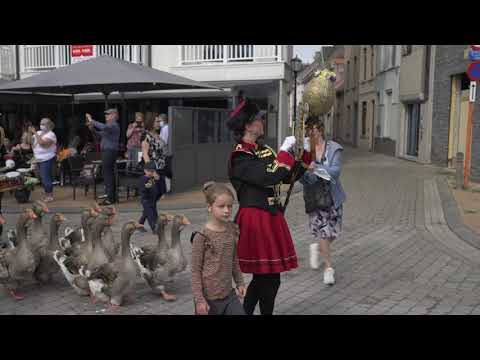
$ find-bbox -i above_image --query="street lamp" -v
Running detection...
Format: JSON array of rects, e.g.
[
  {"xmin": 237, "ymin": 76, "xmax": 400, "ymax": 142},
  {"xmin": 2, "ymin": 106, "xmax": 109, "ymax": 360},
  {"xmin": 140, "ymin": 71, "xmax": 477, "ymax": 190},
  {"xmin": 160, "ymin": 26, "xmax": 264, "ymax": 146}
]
[{"xmin": 291, "ymin": 55, "xmax": 303, "ymax": 124}]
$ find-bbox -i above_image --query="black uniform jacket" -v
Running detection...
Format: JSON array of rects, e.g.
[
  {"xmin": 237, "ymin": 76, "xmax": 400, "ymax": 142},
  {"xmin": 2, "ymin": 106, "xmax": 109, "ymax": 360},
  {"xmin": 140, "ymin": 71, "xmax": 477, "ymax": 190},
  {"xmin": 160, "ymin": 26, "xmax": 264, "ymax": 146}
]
[{"xmin": 229, "ymin": 141, "xmax": 307, "ymax": 214}]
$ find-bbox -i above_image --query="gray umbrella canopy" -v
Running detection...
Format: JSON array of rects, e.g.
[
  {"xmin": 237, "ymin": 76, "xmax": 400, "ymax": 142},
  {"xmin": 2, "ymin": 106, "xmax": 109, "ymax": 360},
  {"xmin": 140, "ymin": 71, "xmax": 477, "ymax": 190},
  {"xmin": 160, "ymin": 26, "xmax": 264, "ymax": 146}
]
[{"xmin": 0, "ymin": 56, "xmax": 219, "ymax": 94}]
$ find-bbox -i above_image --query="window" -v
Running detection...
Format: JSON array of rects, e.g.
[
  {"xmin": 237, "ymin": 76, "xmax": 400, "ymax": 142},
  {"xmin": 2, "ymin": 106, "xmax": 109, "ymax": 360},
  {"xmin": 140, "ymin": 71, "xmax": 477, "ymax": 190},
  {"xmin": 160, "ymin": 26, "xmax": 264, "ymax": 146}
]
[
  {"xmin": 354, "ymin": 56, "xmax": 358, "ymax": 85},
  {"xmin": 371, "ymin": 99, "xmax": 376, "ymax": 137},
  {"xmin": 361, "ymin": 101, "xmax": 367, "ymax": 137},
  {"xmin": 363, "ymin": 48, "xmax": 367, "ymax": 81},
  {"xmin": 391, "ymin": 45, "xmax": 396, "ymax": 67},
  {"xmin": 198, "ymin": 110, "xmax": 218, "ymax": 144},
  {"xmin": 371, "ymin": 45, "xmax": 375, "ymax": 77},
  {"xmin": 346, "ymin": 105, "xmax": 351, "ymax": 138},
  {"xmin": 347, "ymin": 60, "xmax": 350, "ymax": 88},
  {"xmin": 402, "ymin": 45, "xmax": 412, "ymax": 56}
]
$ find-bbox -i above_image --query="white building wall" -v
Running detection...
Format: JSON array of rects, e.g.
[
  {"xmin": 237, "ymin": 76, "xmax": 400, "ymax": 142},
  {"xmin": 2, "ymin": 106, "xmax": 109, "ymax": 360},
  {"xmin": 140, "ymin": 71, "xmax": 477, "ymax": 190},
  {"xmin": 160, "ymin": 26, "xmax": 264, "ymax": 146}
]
[{"xmin": 150, "ymin": 45, "xmax": 179, "ymax": 71}]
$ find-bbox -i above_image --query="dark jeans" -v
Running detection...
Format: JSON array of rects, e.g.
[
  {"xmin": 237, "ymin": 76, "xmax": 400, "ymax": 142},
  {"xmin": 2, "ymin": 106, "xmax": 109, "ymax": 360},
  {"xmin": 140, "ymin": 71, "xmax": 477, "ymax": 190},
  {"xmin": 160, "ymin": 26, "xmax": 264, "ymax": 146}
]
[
  {"xmin": 206, "ymin": 290, "xmax": 246, "ymax": 315},
  {"xmin": 139, "ymin": 171, "xmax": 166, "ymax": 230},
  {"xmin": 101, "ymin": 150, "xmax": 117, "ymax": 203},
  {"xmin": 37, "ymin": 157, "xmax": 55, "ymax": 195},
  {"xmin": 243, "ymin": 273, "xmax": 281, "ymax": 315},
  {"xmin": 140, "ymin": 200, "xmax": 158, "ymax": 232}
]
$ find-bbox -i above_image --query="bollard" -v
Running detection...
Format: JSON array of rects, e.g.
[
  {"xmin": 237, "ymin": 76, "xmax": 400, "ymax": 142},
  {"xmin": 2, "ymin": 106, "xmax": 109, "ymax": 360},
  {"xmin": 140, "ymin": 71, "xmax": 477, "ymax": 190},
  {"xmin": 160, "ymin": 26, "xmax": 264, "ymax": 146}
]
[{"xmin": 456, "ymin": 152, "xmax": 464, "ymax": 189}]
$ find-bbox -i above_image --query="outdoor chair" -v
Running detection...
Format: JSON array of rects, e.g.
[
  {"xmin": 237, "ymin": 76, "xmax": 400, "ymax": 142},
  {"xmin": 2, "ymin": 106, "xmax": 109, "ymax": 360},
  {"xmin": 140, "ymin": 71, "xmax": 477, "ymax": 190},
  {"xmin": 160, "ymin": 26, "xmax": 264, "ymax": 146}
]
[
  {"xmin": 117, "ymin": 162, "xmax": 143, "ymax": 200},
  {"xmin": 67, "ymin": 155, "xmax": 98, "ymax": 200},
  {"xmin": 85, "ymin": 151, "xmax": 102, "ymax": 162}
]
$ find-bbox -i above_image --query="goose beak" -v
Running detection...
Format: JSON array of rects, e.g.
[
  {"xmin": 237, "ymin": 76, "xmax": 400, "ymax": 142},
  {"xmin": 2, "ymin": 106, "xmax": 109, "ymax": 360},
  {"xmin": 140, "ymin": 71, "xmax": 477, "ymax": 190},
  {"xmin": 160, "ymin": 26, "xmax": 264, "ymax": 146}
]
[
  {"xmin": 92, "ymin": 202, "xmax": 102, "ymax": 212},
  {"xmin": 59, "ymin": 214, "xmax": 67, "ymax": 222},
  {"xmin": 0, "ymin": 216, "xmax": 5, "ymax": 225},
  {"xmin": 181, "ymin": 216, "xmax": 191, "ymax": 225},
  {"xmin": 165, "ymin": 214, "xmax": 175, "ymax": 221},
  {"xmin": 29, "ymin": 211, "xmax": 38, "ymax": 220},
  {"xmin": 37, "ymin": 200, "xmax": 49, "ymax": 213}
]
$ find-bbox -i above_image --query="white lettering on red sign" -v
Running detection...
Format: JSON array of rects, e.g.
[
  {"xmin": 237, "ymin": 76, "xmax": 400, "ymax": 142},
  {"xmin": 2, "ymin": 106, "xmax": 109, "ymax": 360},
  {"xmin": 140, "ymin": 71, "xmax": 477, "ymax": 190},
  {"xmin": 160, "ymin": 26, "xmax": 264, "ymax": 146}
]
[{"xmin": 71, "ymin": 45, "xmax": 94, "ymax": 57}]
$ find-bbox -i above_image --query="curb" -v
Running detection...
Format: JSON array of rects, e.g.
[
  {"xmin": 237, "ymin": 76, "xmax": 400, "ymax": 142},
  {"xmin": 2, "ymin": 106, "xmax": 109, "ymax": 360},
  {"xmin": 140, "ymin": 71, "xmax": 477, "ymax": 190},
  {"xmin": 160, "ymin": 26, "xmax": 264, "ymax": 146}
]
[{"xmin": 435, "ymin": 176, "xmax": 480, "ymax": 250}]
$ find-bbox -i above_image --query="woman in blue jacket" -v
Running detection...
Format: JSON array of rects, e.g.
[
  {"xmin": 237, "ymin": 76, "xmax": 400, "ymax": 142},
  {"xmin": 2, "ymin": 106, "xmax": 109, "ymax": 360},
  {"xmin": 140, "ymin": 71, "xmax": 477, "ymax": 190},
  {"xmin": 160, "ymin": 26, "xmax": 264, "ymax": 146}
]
[{"xmin": 301, "ymin": 118, "xmax": 346, "ymax": 285}]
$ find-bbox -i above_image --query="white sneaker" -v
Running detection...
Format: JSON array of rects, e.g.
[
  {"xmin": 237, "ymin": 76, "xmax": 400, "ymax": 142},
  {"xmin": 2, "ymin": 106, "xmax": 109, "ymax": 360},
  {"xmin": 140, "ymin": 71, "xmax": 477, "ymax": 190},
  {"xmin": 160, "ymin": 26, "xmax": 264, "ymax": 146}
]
[
  {"xmin": 324, "ymin": 267, "xmax": 335, "ymax": 285},
  {"xmin": 309, "ymin": 243, "xmax": 320, "ymax": 269}
]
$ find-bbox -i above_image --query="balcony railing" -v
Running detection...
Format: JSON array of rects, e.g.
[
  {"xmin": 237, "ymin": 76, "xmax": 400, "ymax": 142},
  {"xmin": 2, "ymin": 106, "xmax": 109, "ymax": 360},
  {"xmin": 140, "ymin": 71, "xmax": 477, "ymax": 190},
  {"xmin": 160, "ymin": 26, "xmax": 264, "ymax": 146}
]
[
  {"xmin": 0, "ymin": 45, "xmax": 15, "ymax": 79},
  {"xmin": 21, "ymin": 45, "xmax": 145, "ymax": 72},
  {"xmin": 180, "ymin": 45, "xmax": 282, "ymax": 65}
]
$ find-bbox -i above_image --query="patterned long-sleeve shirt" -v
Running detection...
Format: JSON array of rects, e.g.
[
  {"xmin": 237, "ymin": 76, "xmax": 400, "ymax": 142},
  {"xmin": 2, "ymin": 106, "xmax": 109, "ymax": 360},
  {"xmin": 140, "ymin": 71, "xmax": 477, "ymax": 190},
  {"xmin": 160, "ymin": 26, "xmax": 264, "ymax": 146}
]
[{"xmin": 191, "ymin": 222, "xmax": 245, "ymax": 304}]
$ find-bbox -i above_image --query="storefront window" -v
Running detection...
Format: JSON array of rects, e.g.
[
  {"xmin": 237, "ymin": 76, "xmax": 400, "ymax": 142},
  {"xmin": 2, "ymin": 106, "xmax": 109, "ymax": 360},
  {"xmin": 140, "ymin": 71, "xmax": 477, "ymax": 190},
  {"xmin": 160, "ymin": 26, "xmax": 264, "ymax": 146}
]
[{"xmin": 198, "ymin": 110, "xmax": 217, "ymax": 144}]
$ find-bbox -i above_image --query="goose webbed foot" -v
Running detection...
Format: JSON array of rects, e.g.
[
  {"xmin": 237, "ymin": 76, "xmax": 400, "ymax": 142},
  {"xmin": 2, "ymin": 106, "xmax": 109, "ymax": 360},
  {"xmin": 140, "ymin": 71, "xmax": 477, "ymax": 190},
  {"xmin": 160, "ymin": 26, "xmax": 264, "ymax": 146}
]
[
  {"xmin": 108, "ymin": 303, "xmax": 120, "ymax": 311},
  {"xmin": 160, "ymin": 290, "xmax": 176, "ymax": 302},
  {"xmin": 8, "ymin": 290, "xmax": 25, "ymax": 301}
]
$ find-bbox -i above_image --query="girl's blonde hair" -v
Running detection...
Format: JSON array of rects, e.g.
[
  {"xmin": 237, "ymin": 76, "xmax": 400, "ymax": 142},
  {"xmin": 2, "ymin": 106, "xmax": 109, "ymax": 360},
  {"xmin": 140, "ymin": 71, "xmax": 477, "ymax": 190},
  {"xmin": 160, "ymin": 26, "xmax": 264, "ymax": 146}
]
[
  {"xmin": 202, "ymin": 181, "xmax": 234, "ymax": 206},
  {"xmin": 135, "ymin": 112, "xmax": 144, "ymax": 121}
]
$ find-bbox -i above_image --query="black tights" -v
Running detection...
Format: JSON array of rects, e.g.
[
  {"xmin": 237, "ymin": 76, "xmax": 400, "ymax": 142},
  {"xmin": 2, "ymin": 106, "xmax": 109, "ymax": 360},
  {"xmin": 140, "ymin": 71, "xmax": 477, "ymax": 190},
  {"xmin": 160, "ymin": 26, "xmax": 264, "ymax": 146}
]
[{"xmin": 243, "ymin": 273, "xmax": 281, "ymax": 315}]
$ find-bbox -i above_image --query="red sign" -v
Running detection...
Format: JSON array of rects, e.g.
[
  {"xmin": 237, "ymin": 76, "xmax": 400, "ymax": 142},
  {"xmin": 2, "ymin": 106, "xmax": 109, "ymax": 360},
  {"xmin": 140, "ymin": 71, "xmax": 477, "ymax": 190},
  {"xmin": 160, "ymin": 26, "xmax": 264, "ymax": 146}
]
[
  {"xmin": 470, "ymin": 45, "xmax": 480, "ymax": 51},
  {"xmin": 467, "ymin": 61, "xmax": 480, "ymax": 81},
  {"xmin": 71, "ymin": 45, "xmax": 94, "ymax": 57}
]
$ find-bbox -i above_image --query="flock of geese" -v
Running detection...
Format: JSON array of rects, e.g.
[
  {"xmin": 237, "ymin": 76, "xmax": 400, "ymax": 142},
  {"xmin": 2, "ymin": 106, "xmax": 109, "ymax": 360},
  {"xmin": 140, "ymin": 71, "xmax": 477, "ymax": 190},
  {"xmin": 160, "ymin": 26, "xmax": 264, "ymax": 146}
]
[{"xmin": 0, "ymin": 201, "xmax": 191, "ymax": 309}]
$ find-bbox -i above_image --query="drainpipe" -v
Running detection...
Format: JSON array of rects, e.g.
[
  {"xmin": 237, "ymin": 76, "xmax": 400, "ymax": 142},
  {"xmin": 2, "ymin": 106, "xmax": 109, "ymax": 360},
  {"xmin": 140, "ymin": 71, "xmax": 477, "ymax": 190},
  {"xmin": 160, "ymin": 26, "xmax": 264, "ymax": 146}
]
[
  {"xmin": 147, "ymin": 45, "xmax": 152, "ymax": 68},
  {"xmin": 423, "ymin": 45, "xmax": 431, "ymax": 102},
  {"xmin": 15, "ymin": 45, "xmax": 20, "ymax": 80}
]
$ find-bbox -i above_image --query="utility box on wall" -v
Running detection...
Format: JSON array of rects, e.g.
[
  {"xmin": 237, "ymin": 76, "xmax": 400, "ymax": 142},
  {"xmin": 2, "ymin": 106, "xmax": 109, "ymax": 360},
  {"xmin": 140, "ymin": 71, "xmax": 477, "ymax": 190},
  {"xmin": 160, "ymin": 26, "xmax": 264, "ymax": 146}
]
[{"xmin": 399, "ymin": 46, "xmax": 427, "ymax": 103}]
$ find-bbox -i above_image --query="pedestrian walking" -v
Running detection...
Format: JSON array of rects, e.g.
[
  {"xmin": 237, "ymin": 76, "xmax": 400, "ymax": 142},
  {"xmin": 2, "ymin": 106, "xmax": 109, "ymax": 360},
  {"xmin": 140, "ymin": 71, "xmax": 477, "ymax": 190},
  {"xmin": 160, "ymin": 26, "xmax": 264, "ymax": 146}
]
[
  {"xmin": 301, "ymin": 118, "xmax": 346, "ymax": 285},
  {"xmin": 141, "ymin": 113, "xmax": 167, "ymax": 200},
  {"xmin": 227, "ymin": 98, "xmax": 306, "ymax": 315},
  {"xmin": 138, "ymin": 160, "xmax": 160, "ymax": 233},
  {"xmin": 157, "ymin": 113, "xmax": 172, "ymax": 193},
  {"xmin": 86, "ymin": 108, "xmax": 120, "ymax": 205},
  {"xmin": 126, "ymin": 112, "xmax": 145, "ymax": 170},
  {"xmin": 30, "ymin": 118, "xmax": 57, "ymax": 203},
  {"xmin": 191, "ymin": 181, "xmax": 246, "ymax": 315}
]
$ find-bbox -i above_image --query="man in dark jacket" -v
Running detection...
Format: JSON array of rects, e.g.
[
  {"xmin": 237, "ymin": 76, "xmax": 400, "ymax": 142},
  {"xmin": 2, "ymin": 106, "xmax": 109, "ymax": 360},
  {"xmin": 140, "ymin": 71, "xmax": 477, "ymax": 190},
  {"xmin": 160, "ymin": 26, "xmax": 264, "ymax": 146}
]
[{"xmin": 86, "ymin": 108, "xmax": 120, "ymax": 205}]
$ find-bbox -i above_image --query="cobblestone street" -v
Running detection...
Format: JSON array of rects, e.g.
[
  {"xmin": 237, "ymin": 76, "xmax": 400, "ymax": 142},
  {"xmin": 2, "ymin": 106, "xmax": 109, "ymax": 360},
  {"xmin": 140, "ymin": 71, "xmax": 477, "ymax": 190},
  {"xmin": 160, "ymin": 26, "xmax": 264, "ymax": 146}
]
[{"xmin": 2, "ymin": 147, "xmax": 480, "ymax": 315}]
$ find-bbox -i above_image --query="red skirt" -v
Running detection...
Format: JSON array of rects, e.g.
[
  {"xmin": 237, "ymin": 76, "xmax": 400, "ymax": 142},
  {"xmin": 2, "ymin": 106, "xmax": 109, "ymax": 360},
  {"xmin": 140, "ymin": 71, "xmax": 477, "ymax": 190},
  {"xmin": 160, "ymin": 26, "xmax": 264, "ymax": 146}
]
[{"xmin": 236, "ymin": 207, "xmax": 298, "ymax": 274}]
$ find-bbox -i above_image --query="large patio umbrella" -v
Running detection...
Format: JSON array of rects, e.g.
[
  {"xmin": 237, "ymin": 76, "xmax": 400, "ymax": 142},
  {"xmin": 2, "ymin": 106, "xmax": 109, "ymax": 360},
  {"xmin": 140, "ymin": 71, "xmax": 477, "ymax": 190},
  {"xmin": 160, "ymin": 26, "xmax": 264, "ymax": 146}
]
[{"xmin": 0, "ymin": 55, "xmax": 220, "ymax": 107}]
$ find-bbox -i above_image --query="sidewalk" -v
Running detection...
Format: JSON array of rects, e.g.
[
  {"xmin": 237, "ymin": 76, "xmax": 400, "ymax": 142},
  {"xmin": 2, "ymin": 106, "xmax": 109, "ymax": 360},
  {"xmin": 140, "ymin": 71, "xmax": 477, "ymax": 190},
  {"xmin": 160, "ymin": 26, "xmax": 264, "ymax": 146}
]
[{"xmin": 0, "ymin": 181, "xmax": 303, "ymax": 213}]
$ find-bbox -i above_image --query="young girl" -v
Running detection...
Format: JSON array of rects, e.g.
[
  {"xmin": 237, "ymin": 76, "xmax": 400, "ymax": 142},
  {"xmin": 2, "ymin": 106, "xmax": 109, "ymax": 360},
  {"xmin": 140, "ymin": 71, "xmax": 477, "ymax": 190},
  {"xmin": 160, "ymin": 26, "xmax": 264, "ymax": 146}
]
[{"xmin": 191, "ymin": 182, "xmax": 246, "ymax": 315}]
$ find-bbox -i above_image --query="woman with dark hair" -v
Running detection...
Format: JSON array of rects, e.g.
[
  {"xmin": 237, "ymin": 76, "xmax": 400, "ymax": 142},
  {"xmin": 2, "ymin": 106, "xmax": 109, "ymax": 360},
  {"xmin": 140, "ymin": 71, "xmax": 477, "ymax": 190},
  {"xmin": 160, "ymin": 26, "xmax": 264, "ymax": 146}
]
[
  {"xmin": 227, "ymin": 98, "xmax": 308, "ymax": 315},
  {"xmin": 301, "ymin": 117, "xmax": 346, "ymax": 285}
]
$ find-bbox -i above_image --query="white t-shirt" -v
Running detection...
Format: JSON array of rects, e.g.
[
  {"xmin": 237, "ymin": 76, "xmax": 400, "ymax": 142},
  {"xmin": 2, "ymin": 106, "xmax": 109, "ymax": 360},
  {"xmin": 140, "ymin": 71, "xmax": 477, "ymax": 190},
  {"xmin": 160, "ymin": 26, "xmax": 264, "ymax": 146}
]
[
  {"xmin": 160, "ymin": 124, "xmax": 169, "ymax": 145},
  {"xmin": 33, "ymin": 130, "xmax": 57, "ymax": 162}
]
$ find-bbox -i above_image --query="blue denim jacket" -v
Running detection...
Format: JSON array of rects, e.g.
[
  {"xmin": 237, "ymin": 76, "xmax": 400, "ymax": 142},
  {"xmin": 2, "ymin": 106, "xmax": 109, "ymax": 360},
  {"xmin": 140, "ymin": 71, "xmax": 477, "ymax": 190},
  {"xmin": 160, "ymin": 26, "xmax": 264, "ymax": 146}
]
[{"xmin": 300, "ymin": 141, "xmax": 346, "ymax": 209}]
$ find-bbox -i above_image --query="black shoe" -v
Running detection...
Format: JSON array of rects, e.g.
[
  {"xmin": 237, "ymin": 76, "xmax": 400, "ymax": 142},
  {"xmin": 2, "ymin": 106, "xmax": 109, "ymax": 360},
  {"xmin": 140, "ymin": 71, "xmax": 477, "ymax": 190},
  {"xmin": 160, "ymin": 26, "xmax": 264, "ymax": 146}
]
[{"xmin": 99, "ymin": 199, "xmax": 113, "ymax": 206}]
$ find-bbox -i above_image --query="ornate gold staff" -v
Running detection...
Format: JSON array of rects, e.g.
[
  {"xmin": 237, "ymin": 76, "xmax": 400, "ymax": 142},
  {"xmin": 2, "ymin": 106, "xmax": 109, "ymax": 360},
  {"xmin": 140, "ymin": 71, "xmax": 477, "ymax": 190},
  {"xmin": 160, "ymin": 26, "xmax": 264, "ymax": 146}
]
[
  {"xmin": 281, "ymin": 67, "xmax": 337, "ymax": 213},
  {"xmin": 282, "ymin": 102, "xmax": 308, "ymax": 213}
]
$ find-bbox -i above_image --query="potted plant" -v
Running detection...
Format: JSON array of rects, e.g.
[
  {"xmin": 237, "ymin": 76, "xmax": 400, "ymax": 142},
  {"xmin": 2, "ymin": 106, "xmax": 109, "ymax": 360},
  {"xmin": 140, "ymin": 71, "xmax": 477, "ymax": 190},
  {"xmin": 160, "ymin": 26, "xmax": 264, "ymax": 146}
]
[{"xmin": 14, "ymin": 176, "xmax": 39, "ymax": 203}]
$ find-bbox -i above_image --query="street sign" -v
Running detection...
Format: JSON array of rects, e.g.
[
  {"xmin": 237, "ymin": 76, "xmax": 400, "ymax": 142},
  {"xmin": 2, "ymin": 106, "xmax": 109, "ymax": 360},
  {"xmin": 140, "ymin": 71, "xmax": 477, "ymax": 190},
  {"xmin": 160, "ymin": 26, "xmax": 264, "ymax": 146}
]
[
  {"xmin": 71, "ymin": 45, "xmax": 95, "ymax": 64},
  {"xmin": 467, "ymin": 61, "xmax": 480, "ymax": 81},
  {"xmin": 471, "ymin": 45, "xmax": 480, "ymax": 51},
  {"xmin": 469, "ymin": 50, "xmax": 480, "ymax": 61},
  {"xmin": 470, "ymin": 81, "xmax": 477, "ymax": 102}
]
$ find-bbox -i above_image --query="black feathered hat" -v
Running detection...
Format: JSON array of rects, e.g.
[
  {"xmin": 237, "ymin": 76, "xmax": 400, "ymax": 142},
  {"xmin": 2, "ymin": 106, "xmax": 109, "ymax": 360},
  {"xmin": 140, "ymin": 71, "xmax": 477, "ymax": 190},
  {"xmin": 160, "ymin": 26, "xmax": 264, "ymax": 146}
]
[{"xmin": 226, "ymin": 98, "xmax": 265, "ymax": 136}]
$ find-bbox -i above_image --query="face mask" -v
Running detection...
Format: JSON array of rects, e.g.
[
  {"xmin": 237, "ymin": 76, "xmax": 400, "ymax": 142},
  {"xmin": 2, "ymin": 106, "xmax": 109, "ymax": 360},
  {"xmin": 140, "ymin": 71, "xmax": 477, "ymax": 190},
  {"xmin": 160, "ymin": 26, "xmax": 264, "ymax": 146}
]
[
  {"xmin": 40, "ymin": 125, "xmax": 47, "ymax": 131},
  {"xmin": 159, "ymin": 121, "xmax": 165, "ymax": 128}
]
